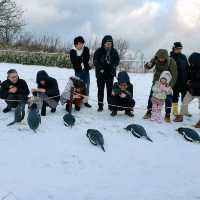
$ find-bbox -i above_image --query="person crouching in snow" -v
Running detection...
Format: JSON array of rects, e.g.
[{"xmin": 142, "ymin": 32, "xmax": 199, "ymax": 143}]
[
  {"xmin": 109, "ymin": 71, "xmax": 135, "ymax": 117},
  {"xmin": 151, "ymin": 71, "xmax": 173, "ymax": 123},
  {"xmin": 60, "ymin": 76, "xmax": 87, "ymax": 112}
]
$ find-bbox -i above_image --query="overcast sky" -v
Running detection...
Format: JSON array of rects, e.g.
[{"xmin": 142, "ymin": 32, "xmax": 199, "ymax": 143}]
[{"xmin": 15, "ymin": 0, "xmax": 200, "ymax": 58}]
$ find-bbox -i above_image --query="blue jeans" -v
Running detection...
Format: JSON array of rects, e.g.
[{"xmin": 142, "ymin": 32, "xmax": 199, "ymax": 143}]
[
  {"xmin": 75, "ymin": 71, "xmax": 90, "ymax": 96},
  {"xmin": 147, "ymin": 87, "xmax": 172, "ymax": 115}
]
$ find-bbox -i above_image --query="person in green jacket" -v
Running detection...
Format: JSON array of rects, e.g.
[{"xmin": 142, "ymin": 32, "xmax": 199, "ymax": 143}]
[{"xmin": 143, "ymin": 49, "xmax": 177, "ymax": 123}]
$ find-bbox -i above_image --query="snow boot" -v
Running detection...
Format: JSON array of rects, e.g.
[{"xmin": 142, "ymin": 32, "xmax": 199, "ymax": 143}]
[
  {"xmin": 111, "ymin": 110, "xmax": 117, "ymax": 117},
  {"xmin": 125, "ymin": 110, "xmax": 134, "ymax": 117},
  {"xmin": 164, "ymin": 114, "xmax": 171, "ymax": 123},
  {"xmin": 143, "ymin": 110, "xmax": 151, "ymax": 119},
  {"xmin": 174, "ymin": 115, "xmax": 183, "ymax": 122},
  {"xmin": 195, "ymin": 120, "xmax": 200, "ymax": 128},
  {"xmin": 172, "ymin": 103, "xmax": 178, "ymax": 116}
]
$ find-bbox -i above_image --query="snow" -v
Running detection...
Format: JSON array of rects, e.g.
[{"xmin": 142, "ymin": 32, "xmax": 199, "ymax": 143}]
[{"xmin": 0, "ymin": 63, "xmax": 200, "ymax": 200}]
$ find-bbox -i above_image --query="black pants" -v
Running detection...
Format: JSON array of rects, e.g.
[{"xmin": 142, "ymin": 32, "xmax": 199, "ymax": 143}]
[
  {"xmin": 6, "ymin": 94, "xmax": 27, "ymax": 108},
  {"xmin": 109, "ymin": 96, "xmax": 135, "ymax": 111},
  {"xmin": 172, "ymin": 85, "xmax": 187, "ymax": 103},
  {"xmin": 97, "ymin": 74, "xmax": 114, "ymax": 107},
  {"xmin": 147, "ymin": 88, "xmax": 172, "ymax": 115}
]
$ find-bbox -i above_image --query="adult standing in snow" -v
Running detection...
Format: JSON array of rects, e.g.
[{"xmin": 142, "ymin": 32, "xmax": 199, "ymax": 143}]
[
  {"xmin": 174, "ymin": 52, "xmax": 200, "ymax": 127},
  {"xmin": 109, "ymin": 71, "xmax": 135, "ymax": 117},
  {"xmin": 143, "ymin": 49, "xmax": 177, "ymax": 123},
  {"xmin": 170, "ymin": 42, "xmax": 191, "ymax": 116},
  {"xmin": 93, "ymin": 35, "xmax": 120, "ymax": 112},
  {"xmin": 0, "ymin": 69, "xmax": 30, "ymax": 113},
  {"xmin": 32, "ymin": 70, "xmax": 60, "ymax": 116},
  {"xmin": 70, "ymin": 36, "xmax": 92, "ymax": 108}
]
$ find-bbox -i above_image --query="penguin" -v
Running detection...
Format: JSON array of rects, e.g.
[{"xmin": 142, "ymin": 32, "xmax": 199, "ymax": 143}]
[
  {"xmin": 63, "ymin": 113, "xmax": 75, "ymax": 127},
  {"xmin": 86, "ymin": 129, "xmax": 105, "ymax": 152},
  {"xmin": 176, "ymin": 127, "xmax": 200, "ymax": 143},
  {"xmin": 125, "ymin": 124, "xmax": 153, "ymax": 142},
  {"xmin": 27, "ymin": 103, "xmax": 41, "ymax": 132},
  {"xmin": 7, "ymin": 102, "xmax": 26, "ymax": 126}
]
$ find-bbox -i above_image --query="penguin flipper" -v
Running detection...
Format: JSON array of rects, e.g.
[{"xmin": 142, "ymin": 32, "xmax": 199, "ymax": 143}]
[
  {"xmin": 131, "ymin": 131, "xmax": 141, "ymax": 138},
  {"xmin": 146, "ymin": 136, "xmax": 153, "ymax": 142},
  {"xmin": 7, "ymin": 121, "xmax": 15, "ymax": 126},
  {"xmin": 101, "ymin": 145, "xmax": 105, "ymax": 152}
]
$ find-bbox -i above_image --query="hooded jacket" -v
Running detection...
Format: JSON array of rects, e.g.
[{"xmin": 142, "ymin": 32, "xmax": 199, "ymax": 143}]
[
  {"xmin": 93, "ymin": 35, "xmax": 120, "ymax": 78},
  {"xmin": 147, "ymin": 49, "xmax": 177, "ymax": 87},
  {"xmin": 112, "ymin": 71, "xmax": 133, "ymax": 101},
  {"xmin": 0, "ymin": 77, "xmax": 30, "ymax": 99},
  {"xmin": 188, "ymin": 52, "xmax": 200, "ymax": 96},
  {"xmin": 152, "ymin": 71, "xmax": 173, "ymax": 100},
  {"xmin": 36, "ymin": 70, "xmax": 60, "ymax": 102}
]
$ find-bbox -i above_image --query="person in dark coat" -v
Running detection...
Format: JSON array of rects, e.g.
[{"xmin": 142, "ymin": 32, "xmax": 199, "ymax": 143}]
[
  {"xmin": 174, "ymin": 52, "xmax": 200, "ymax": 126},
  {"xmin": 32, "ymin": 70, "xmax": 60, "ymax": 116},
  {"xmin": 93, "ymin": 35, "xmax": 120, "ymax": 112},
  {"xmin": 0, "ymin": 69, "xmax": 30, "ymax": 113},
  {"xmin": 109, "ymin": 71, "xmax": 135, "ymax": 117},
  {"xmin": 70, "ymin": 36, "xmax": 92, "ymax": 108},
  {"xmin": 170, "ymin": 42, "xmax": 191, "ymax": 116}
]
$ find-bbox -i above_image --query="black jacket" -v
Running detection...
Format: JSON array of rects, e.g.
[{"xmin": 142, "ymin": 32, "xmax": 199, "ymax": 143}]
[
  {"xmin": 0, "ymin": 78, "xmax": 30, "ymax": 99},
  {"xmin": 188, "ymin": 53, "xmax": 200, "ymax": 96},
  {"xmin": 170, "ymin": 51, "xmax": 189, "ymax": 88},
  {"xmin": 36, "ymin": 70, "xmax": 60, "ymax": 101},
  {"xmin": 112, "ymin": 82, "xmax": 133, "ymax": 101},
  {"xmin": 70, "ymin": 46, "xmax": 91, "ymax": 73},
  {"xmin": 93, "ymin": 36, "xmax": 120, "ymax": 78}
]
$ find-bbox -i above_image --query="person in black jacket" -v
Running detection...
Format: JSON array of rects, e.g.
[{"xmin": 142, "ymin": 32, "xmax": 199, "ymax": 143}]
[
  {"xmin": 70, "ymin": 36, "xmax": 92, "ymax": 108},
  {"xmin": 93, "ymin": 35, "xmax": 120, "ymax": 112},
  {"xmin": 32, "ymin": 70, "xmax": 60, "ymax": 116},
  {"xmin": 174, "ymin": 52, "xmax": 200, "ymax": 125},
  {"xmin": 0, "ymin": 69, "xmax": 30, "ymax": 113},
  {"xmin": 109, "ymin": 71, "xmax": 135, "ymax": 117},
  {"xmin": 170, "ymin": 42, "xmax": 191, "ymax": 116}
]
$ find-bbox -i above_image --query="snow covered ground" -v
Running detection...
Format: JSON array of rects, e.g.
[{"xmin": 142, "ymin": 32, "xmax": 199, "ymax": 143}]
[{"xmin": 0, "ymin": 63, "xmax": 200, "ymax": 200}]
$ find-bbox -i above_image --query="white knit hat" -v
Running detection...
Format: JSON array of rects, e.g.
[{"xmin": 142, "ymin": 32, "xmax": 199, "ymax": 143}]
[{"xmin": 159, "ymin": 71, "xmax": 172, "ymax": 84}]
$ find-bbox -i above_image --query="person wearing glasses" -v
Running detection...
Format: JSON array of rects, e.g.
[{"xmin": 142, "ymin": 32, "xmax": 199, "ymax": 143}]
[{"xmin": 0, "ymin": 69, "xmax": 30, "ymax": 113}]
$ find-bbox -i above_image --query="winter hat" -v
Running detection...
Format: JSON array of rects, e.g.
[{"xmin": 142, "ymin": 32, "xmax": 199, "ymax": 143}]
[
  {"xmin": 117, "ymin": 71, "xmax": 130, "ymax": 84},
  {"xmin": 101, "ymin": 35, "xmax": 113, "ymax": 47},
  {"xmin": 173, "ymin": 42, "xmax": 183, "ymax": 49},
  {"xmin": 36, "ymin": 70, "xmax": 49, "ymax": 83},
  {"xmin": 74, "ymin": 36, "xmax": 85, "ymax": 45},
  {"xmin": 156, "ymin": 49, "xmax": 169, "ymax": 60},
  {"xmin": 159, "ymin": 71, "xmax": 172, "ymax": 84}
]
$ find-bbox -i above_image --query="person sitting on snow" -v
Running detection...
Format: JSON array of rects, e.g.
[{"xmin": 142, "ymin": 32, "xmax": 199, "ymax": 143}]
[
  {"xmin": 174, "ymin": 52, "xmax": 200, "ymax": 128},
  {"xmin": 151, "ymin": 71, "xmax": 173, "ymax": 123},
  {"xmin": 60, "ymin": 76, "xmax": 87, "ymax": 112},
  {"xmin": 32, "ymin": 70, "xmax": 60, "ymax": 116},
  {"xmin": 109, "ymin": 71, "xmax": 135, "ymax": 117},
  {"xmin": 0, "ymin": 69, "xmax": 30, "ymax": 113}
]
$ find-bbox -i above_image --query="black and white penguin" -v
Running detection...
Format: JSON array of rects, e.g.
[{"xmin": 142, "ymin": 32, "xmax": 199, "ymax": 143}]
[
  {"xmin": 7, "ymin": 102, "xmax": 26, "ymax": 126},
  {"xmin": 125, "ymin": 124, "xmax": 153, "ymax": 142},
  {"xmin": 63, "ymin": 113, "xmax": 75, "ymax": 127},
  {"xmin": 86, "ymin": 129, "xmax": 105, "ymax": 152},
  {"xmin": 27, "ymin": 103, "xmax": 41, "ymax": 132},
  {"xmin": 177, "ymin": 127, "xmax": 200, "ymax": 143}
]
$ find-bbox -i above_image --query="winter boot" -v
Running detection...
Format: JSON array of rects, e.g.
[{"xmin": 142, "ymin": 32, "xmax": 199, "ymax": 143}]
[
  {"xmin": 97, "ymin": 104, "xmax": 103, "ymax": 112},
  {"xmin": 111, "ymin": 110, "xmax": 117, "ymax": 117},
  {"xmin": 143, "ymin": 110, "xmax": 151, "ymax": 119},
  {"xmin": 125, "ymin": 110, "xmax": 134, "ymax": 117},
  {"xmin": 174, "ymin": 115, "xmax": 183, "ymax": 122},
  {"xmin": 84, "ymin": 103, "xmax": 92, "ymax": 108},
  {"xmin": 51, "ymin": 108, "xmax": 56, "ymax": 113},
  {"xmin": 195, "ymin": 120, "xmax": 200, "ymax": 128},
  {"xmin": 3, "ymin": 106, "xmax": 11, "ymax": 113},
  {"xmin": 172, "ymin": 103, "xmax": 178, "ymax": 116},
  {"xmin": 164, "ymin": 114, "xmax": 171, "ymax": 123}
]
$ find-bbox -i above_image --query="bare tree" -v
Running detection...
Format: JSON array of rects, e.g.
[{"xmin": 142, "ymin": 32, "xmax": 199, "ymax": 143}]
[
  {"xmin": 0, "ymin": 0, "xmax": 25, "ymax": 44},
  {"xmin": 114, "ymin": 38, "xmax": 129, "ymax": 59}
]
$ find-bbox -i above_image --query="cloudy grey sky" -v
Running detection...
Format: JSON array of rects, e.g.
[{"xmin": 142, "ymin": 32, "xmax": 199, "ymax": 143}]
[{"xmin": 15, "ymin": 0, "xmax": 200, "ymax": 58}]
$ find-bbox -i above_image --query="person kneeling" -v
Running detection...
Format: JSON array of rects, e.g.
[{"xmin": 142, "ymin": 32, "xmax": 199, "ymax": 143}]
[
  {"xmin": 32, "ymin": 70, "xmax": 60, "ymax": 116},
  {"xmin": 109, "ymin": 71, "xmax": 135, "ymax": 117},
  {"xmin": 60, "ymin": 76, "xmax": 87, "ymax": 112}
]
